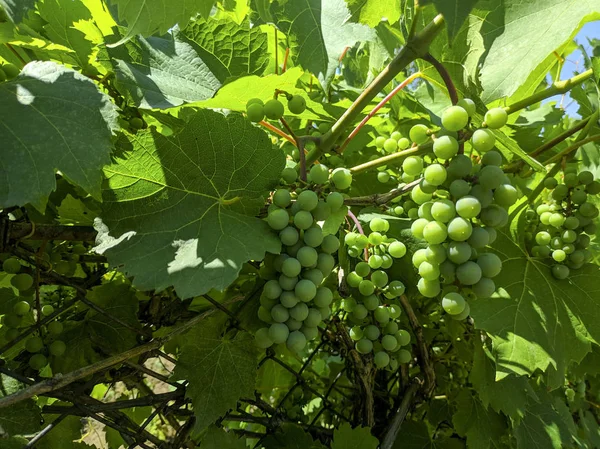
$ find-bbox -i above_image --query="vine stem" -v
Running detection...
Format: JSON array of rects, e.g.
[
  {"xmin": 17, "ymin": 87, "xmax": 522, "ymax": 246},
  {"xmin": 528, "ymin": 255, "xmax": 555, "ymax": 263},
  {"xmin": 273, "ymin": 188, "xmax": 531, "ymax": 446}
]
[
  {"xmin": 544, "ymin": 134, "xmax": 600, "ymax": 165},
  {"xmin": 344, "ymin": 178, "xmax": 421, "ymax": 206},
  {"xmin": 279, "ymin": 118, "xmax": 308, "ymax": 181},
  {"xmin": 338, "ymin": 72, "xmax": 423, "ymax": 153},
  {"xmin": 346, "ymin": 209, "xmax": 369, "ymax": 260},
  {"xmin": 379, "ymin": 379, "xmax": 421, "ymax": 449},
  {"xmin": 305, "ymin": 14, "xmax": 445, "ymax": 164},
  {"xmin": 350, "ymin": 143, "xmax": 431, "ymax": 174},
  {"xmin": 421, "ymin": 53, "xmax": 458, "ymax": 104},
  {"xmin": 504, "ymin": 69, "xmax": 593, "ymax": 115},
  {"xmin": 282, "ymin": 48, "xmax": 290, "ymax": 73},
  {"xmin": 258, "ymin": 120, "xmax": 296, "ymax": 145}
]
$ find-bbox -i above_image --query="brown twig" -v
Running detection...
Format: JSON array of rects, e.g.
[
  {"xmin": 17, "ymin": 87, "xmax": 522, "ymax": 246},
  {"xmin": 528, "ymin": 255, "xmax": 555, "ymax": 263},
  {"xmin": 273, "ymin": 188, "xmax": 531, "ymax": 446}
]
[{"xmin": 379, "ymin": 379, "xmax": 421, "ymax": 449}]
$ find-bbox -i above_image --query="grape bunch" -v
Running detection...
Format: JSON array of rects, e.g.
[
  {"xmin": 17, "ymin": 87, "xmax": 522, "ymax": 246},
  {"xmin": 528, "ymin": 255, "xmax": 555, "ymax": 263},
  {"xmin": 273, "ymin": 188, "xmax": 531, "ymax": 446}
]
[
  {"xmin": 1, "ymin": 256, "xmax": 66, "ymax": 371},
  {"xmin": 280, "ymin": 161, "xmax": 353, "ymax": 193},
  {"xmin": 342, "ymin": 217, "xmax": 413, "ymax": 370},
  {"xmin": 245, "ymin": 94, "xmax": 307, "ymax": 123},
  {"xmin": 525, "ymin": 168, "xmax": 599, "ymax": 279},
  {"xmin": 255, "ymin": 183, "xmax": 346, "ymax": 352},
  {"xmin": 398, "ymin": 103, "xmax": 515, "ymax": 319}
]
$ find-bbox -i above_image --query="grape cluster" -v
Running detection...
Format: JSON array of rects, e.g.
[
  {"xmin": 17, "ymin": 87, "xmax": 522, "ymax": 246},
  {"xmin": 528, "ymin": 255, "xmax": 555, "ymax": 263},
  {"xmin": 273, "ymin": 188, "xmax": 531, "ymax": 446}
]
[
  {"xmin": 1, "ymin": 256, "xmax": 66, "ymax": 371},
  {"xmin": 398, "ymin": 103, "xmax": 514, "ymax": 319},
  {"xmin": 245, "ymin": 94, "xmax": 307, "ymax": 123},
  {"xmin": 280, "ymin": 162, "xmax": 353, "ymax": 192},
  {"xmin": 255, "ymin": 184, "xmax": 347, "ymax": 352},
  {"xmin": 526, "ymin": 169, "xmax": 599, "ymax": 279},
  {"xmin": 342, "ymin": 217, "xmax": 413, "ymax": 370}
]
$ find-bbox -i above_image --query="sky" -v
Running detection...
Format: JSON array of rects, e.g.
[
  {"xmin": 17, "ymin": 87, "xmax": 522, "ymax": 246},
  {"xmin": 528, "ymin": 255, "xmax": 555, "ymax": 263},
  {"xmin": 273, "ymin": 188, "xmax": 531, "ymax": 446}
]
[{"xmin": 548, "ymin": 21, "xmax": 599, "ymax": 117}]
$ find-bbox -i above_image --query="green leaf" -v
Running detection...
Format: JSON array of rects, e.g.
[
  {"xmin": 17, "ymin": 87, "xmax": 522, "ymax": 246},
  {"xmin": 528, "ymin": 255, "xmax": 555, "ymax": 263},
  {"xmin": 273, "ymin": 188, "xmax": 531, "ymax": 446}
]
[
  {"xmin": 36, "ymin": 0, "xmax": 97, "ymax": 72},
  {"xmin": 96, "ymin": 109, "xmax": 283, "ymax": 299},
  {"xmin": 0, "ymin": 0, "xmax": 36, "ymax": 23},
  {"xmin": 322, "ymin": 206, "xmax": 348, "ymax": 236},
  {"xmin": 51, "ymin": 321, "xmax": 99, "ymax": 374},
  {"xmin": 0, "ymin": 61, "xmax": 119, "ymax": 211},
  {"xmin": 346, "ymin": 0, "xmax": 401, "ymax": 27},
  {"xmin": 393, "ymin": 420, "xmax": 433, "ymax": 449},
  {"xmin": 479, "ymin": 0, "xmax": 600, "ymax": 103},
  {"xmin": 37, "ymin": 415, "xmax": 91, "ymax": 449},
  {"xmin": 107, "ymin": 33, "xmax": 222, "ymax": 109},
  {"xmin": 107, "ymin": 0, "xmax": 215, "ymax": 46},
  {"xmin": 180, "ymin": 16, "xmax": 269, "ymax": 82},
  {"xmin": 263, "ymin": 424, "xmax": 327, "ymax": 449},
  {"xmin": 171, "ymin": 319, "xmax": 260, "ymax": 432},
  {"xmin": 469, "ymin": 339, "xmax": 531, "ymax": 419},
  {"xmin": 489, "ymin": 127, "xmax": 546, "ymax": 172},
  {"xmin": 57, "ymin": 194, "xmax": 99, "ymax": 226},
  {"xmin": 0, "ymin": 374, "xmax": 41, "ymax": 436},
  {"xmin": 198, "ymin": 67, "xmax": 333, "ymax": 120},
  {"xmin": 452, "ymin": 391, "xmax": 507, "ymax": 449},
  {"xmin": 275, "ymin": 0, "xmax": 375, "ymax": 88},
  {"xmin": 431, "ymin": 0, "xmax": 478, "ymax": 43},
  {"xmin": 86, "ymin": 282, "xmax": 141, "ymax": 353},
  {"xmin": 470, "ymin": 210, "xmax": 600, "ymax": 386},
  {"xmin": 201, "ymin": 425, "xmax": 247, "ymax": 449},
  {"xmin": 331, "ymin": 423, "xmax": 378, "ymax": 449}
]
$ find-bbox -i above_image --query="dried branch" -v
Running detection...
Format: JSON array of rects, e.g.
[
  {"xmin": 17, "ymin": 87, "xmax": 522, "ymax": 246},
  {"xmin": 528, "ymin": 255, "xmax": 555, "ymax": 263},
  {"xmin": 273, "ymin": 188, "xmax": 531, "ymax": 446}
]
[{"xmin": 379, "ymin": 379, "xmax": 421, "ymax": 449}]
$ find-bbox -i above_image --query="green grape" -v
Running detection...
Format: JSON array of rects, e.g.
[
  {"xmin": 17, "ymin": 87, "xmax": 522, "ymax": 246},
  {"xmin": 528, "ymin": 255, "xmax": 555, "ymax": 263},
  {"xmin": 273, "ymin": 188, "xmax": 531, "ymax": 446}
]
[
  {"xmin": 3, "ymin": 314, "xmax": 21, "ymax": 328},
  {"xmin": 368, "ymin": 232, "xmax": 384, "ymax": 245},
  {"xmin": 25, "ymin": 336, "xmax": 44, "ymax": 353},
  {"xmin": 370, "ymin": 217, "xmax": 389, "ymax": 232},
  {"xmin": 279, "ymin": 274, "xmax": 298, "ymax": 291},
  {"xmin": 268, "ymin": 209, "xmax": 289, "ymax": 230},
  {"xmin": 430, "ymin": 199, "xmax": 456, "ymax": 223},
  {"xmin": 472, "ymin": 277, "xmax": 495, "ymax": 298},
  {"xmin": 456, "ymin": 262, "xmax": 482, "ymax": 287},
  {"xmin": 544, "ymin": 177, "xmax": 558, "ymax": 189},
  {"xmin": 425, "ymin": 244, "xmax": 447, "ymax": 264},
  {"xmin": 295, "ymin": 280, "xmax": 317, "ymax": 302},
  {"xmin": 398, "ymin": 137, "xmax": 411, "ymax": 149},
  {"xmin": 364, "ymin": 295, "xmax": 380, "ymax": 311},
  {"xmin": 320, "ymin": 235, "xmax": 340, "ymax": 254},
  {"xmin": 13, "ymin": 300, "xmax": 30, "ymax": 316},
  {"xmin": 342, "ymin": 297, "xmax": 358, "ymax": 312},
  {"xmin": 364, "ymin": 325, "xmax": 380, "ymax": 340},
  {"xmin": 331, "ymin": 168, "xmax": 352, "ymax": 190},
  {"xmin": 448, "ymin": 154, "xmax": 473, "ymax": 178},
  {"xmin": 467, "ymin": 227, "xmax": 490, "ymax": 249},
  {"xmin": 424, "ymin": 164, "xmax": 447, "ymax": 186},
  {"xmin": 476, "ymin": 253, "xmax": 502, "ymax": 278},
  {"xmin": 450, "ymin": 180, "xmax": 471, "ymax": 199},
  {"xmin": 472, "ymin": 128, "xmax": 495, "ymax": 152},
  {"xmin": 366, "ymin": 255, "xmax": 382, "ymax": 270},
  {"xmin": 0, "ymin": 68, "xmax": 5, "ymax": 82},
  {"xmin": 374, "ymin": 306, "xmax": 390, "ymax": 323},
  {"xmin": 375, "ymin": 136, "xmax": 386, "ymax": 148},
  {"xmin": 448, "ymin": 217, "xmax": 473, "ymax": 241},
  {"xmin": 280, "ymin": 291, "xmax": 299, "ymax": 308},
  {"xmin": 47, "ymin": 321, "xmax": 63, "ymax": 335},
  {"xmin": 419, "ymin": 202, "xmax": 434, "ymax": 221},
  {"xmin": 350, "ymin": 326, "xmax": 364, "ymax": 341},
  {"xmin": 469, "ymin": 185, "xmax": 493, "ymax": 209},
  {"xmin": 417, "ymin": 278, "xmax": 440, "ymax": 298},
  {"xmin": 304, "ymin": 308, "xmax": 322, "ymax": 327},
  {"xmin": 387, "ymin": 280, "xmax": 405, "ymax": 297},
  {"xmin": 552, "ymin": 249, "xmax": 566, "ymax": 262},
  {"xmin": 397, "ymin": 349, "xmax": 412, "ymax": 364},
  {"xmin": 480, "ymin": 205, "xmax": 507, "ymax": 227},
  {"xmin": 327, "ymin": 192, "xmax": 345, "ymax": 210},
  {"xmin": 578, "ymin": 171, "xmax": 594, "ymax": 185},
  {"xmin": 381, "ymin": 254, "xmax": 393, "ymax": 269},
  {"xmin": 286, "ymin": 330, "xmax": 307, "ymax": 352},
  {"xmin": 423, "ymin": 221, "xmax": 448, "ymax": 245},
  {"xmin": 280, "ymin": 227, "xmax": 299, "ymax": 246},
  {"xmin": 409, "ymin": 124, "xmax": 429, "ymax": 144},
  {"xmin": 412, "ymin": 249, "xmax": 428, "ymax": 268},
  {"xmin": 494, "ymin": 184, "xmax": 518, "ymax": 207},
  {"xmin": 255, "ymin": 327, "xmax": 274, "ymax": 348},
  {"xmin": 377, "ymin": 172, "xmax": 390, "ymax": 183},
  {"xmin": 309, "ymin": 164, "xmax": 329, "ymax": 185},
  {"xmin": 356, "ymin": 338, "xmax": 374, "ymax": 354},
  {"xmin": 579, "ymin": 202, "xmax": 599, "ymax": 218},
  {"xmin": 297, "ymin": 190, "xmax": 318, "ymax": 211},
  {"xmin": 457, "ymin": 98, "xmax": 476, "ymax": 116},
  {"xmin": 441, "ymin": 106, "xmax": 469, "ymax": 131},
  {"xmin": 548, "ymin": 212, "xmax": 565, "ymax": 228},
  {"xmin": 129, "ymin": 117, "xmax": 144, "ymax": 130},
  {"xmin": 411, "ymin": 218, "xmax": 429, "ymax": 240},
  {"xmin": 561, "ymin": 229, "xmax": 577, "ymax": 244},
  {"xmin": 286, "ymin": 318, "xmax": 303, "ymax": 331},
  {"xmin": 382, "ymin": 334, "xmax": 398, "ymax": 351},
  {"xmin": 313, "ymin": 287, "xmax": 333, "ymax": 308},
  {"xmin": 396, "ymin": 329, "xmax": 411, "ymax": 347},
  {"xmin": 303, "ymin": 268, "xmax": 323, "ymax": 286},
  {"xmin": 264, "ymin": 99, "xmax": 284, "ymax": 120},
  {"xmin": 303, "ymin": 227, "xmax": 323, "ymax": 248},
  {"xmin": 478, "ymin": 165, "xmax": 505, "ymax": 190},
  {"xmin": 2, "ymin": 258, "xmax": 21, "ymax": 274},
  {"xmin": 49, "ymin": 340, "xmax": 66, "ymax": 356},
  {"xmin": 411, "ymin": 185, "xmax": 433, "ymax": 205},
  {"xmin": 374, "ymin": 351, "xmax": 390, "ymax": 368},
  {"xmin": 586, "ymin": 181, "xmax": 600, "ymax": 194},
  {"xmin": 552, "ymin": 264, "xmax": 570, "ymax": 280},
  {"xmin": 419, "ymin": 261, "xmax": 440, "ymax": 281},
  {"xmin": 383, "ymin": 138, "xmax": 398, "ymax": 153},
  {"xmin": 5, "ymin": 328, "xmax": 19, "ymax": 341},
  {"xmin": 317, "ymin": 253, "xmax": 335, "ymax": 275},
  {"xmin": 294, "ymin": 211, "xmax": 313, "ymax": 230},
  {"xmin": 439, "ymin": 260, "xmax": 456, "ymax": 283},
  {"xmin": 271, "ymin": 304, "xmax": 290, "ymax": 323},
  {"xmin": 450, "ymin": 302, "xmax": 471, "ymax": 320},
  {"xmin": 402, "ymin": 156, "xmax": 424, "ymax": 176},
  {"xmin": 442, "ymin": 292, "xmax": 466, "ymax": 315},
  {"xmin": 282, "ymin": 258, "xmax": 302, "ymax": 277},
  {"xmin": 282, "ymin": 167, "xmax": 298, "ymax": 184},
  {"xmin": 388, "ymin": 241, "xmax": 406, "ymax": 258},
  {"xmin": 346, "ymin": 272, "xmax": 362, "ymax": 288},
  {"xmin": 484, "ymin": 107, "xmax": 508, "ymax": 129},
  {"xmin": 564, "ymin": 173, "xmax": 578, "ymax": 187},
  {"xmin": 552, "ymin": 184, "xmax": 569, "ymax": 200},
  {"xmin": 246, "ymin": 103, "xmax": 265, "ymax": 122},
  {"xmin": 312, "ymin": 201, "xmax": 331, "ymax": 221},
  {"xmin": 447, "ymin": 242, "xmax": 472, "ymax": 264},
  {"xmin": 264, "ymin": 279, "xmax": 283, "ymax": 299},
  {"xmin": 358, "ymin": 280, "xmax": 375, "ymax": 296},
  {"xmin": 11, "ymin": 273, "xmax": 33, "ymax": 291},
  {"xmin": 246, "ymin": 98, "xmax": 264, "ymax": 108},
  {"xmin": 29, "ymin": 354, "xmax": 48, "ymax": 370},
  {"xmin": 371, "ymin": 270, "xmax": 388, "ymax": 288},
  {"xmin": 288, "ymin": 95, "xmax": 306, "ymax": 114},
  {"xmin": 455, "ymin": 196, "xmax": 482, "ymax": 219},
  {"xmin": 269, "ymin": 323, "xmax": 290, "ymax": 344},
  {"xmin": 433, "ymin": 135, "xmax": 459, "ymax": 160}
]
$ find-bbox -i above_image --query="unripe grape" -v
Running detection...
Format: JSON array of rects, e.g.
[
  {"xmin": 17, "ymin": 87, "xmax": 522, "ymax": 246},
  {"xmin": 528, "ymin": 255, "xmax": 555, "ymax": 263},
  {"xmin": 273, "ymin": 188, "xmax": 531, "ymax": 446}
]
[
  {"xmin": 294, "ymin": 211, "xmax": 313, "ymax": 230},
  {"xmin": 417, "ymin": 278, "xmax": 440, "ymax": 297},
  {"xmin": 441, "ymin": 106, "xmax": 469, "ymax": 131},
  {"xmin": 47, "ymin": 321, "xmax": 63, "ymax": 335},
  {"xmin": 374, "ymin": 306, "xmax": 390, "ymax": 323},
  {"xmin": 552, "ymin": 250, "xmax": 566, "ymax": 262},
  {"xmin": 29, "ymin": 354, "xmax": 48, "ymax": 370},
  {"xmin": 246, "ymin": 103, "xmax": 265, "ymax": 122},
  {"xmin": 264, "ymin": 99, "xmax": 284, "ymax": 120},
  {"xmin": 433, "ymin": 135, "xmax": 459, "ymax": 160},
  {"xmin": 364, "ymin": 325, "xmax": 380, "ymax": 340},
  {"xmin": 295, "ymin": 279, "xmax": 317, "ymax": 302},
  {"xmin": 476, "ymin": 253, "xmax": 502, "ymax": 278},
  {"xmin": 472, "ymin": 128, "xmax": 496, "ymax": 152},
  {"xmin": 303, "ymin": 227, "xmax": 323, "ymax": 247},
  {"xmin": 49, "ymin": 340, "xmax": 66, "ymax": 356},
  {"xmin": 397, "ymin": 349, "xmax": 412, "ymax": 364},
  {"xmin": 2, "ymin": 258, "xmax": 21, "ymax": 274},
  {"xmin": 11, "ymin": 273, "xmax": 33, "ymax": 291},
  {"xmin": 387, "ymin": 280, "xmax": 405, "ymax": 297},
  {"xmin": 358, "ymin": 280, "xmax": 375, "ymax": 296},
  {"xmin": 383, "ymin": 138, "xmax": 398, "ymax": 153},
  {"xmin": 314, "ymin": 287, "xmax": 333, "ymax": 307},
  {"xmin": 288, "ymin": 95, "xmax": 306, "ymax": 114},
  {"xmin": 370, "ymin": 217, "xmax": 389, "ymax": 232},
  {"xmin": 552, "ymin": 264, "xmax": 570, "ymax": 280},
  {"xmin": 352, "ymin": 304, "xmax": 369, "ymax": 320},
  {"xmin": 382, "ymin": 334, "xmax": 398, "ymax": 351},
  {"xmin": 402, "ymin": 156, "xmax": 424, "ymax": 176},
  {"xmin": 374, "ymin": 351, "xmax": 390, "ymax": 368},
  {"xmin": 287, "ymin": 330, "xmax": 307, "ymax": 352},
  {"xmin": 388, "ymin": 241, "xmax": 406, "ymax": 258},
  {"xmin": 456, "ymin": 196, "xmax": 482, "ymax": 219},
  {"xmin": 409, "ymin": 124, "xmax": 429, "ymax": 144},
  {"xmin": 13, "ymin": 301, "xmax": 30, "ymax": 316},
  {"xmin": 255, "ymin": 327, "xmax": 274, "ymax": 348},
  {"xmin": 375, "ymin": 136, "xmax": 386, "ymax": 148},
  {"xmin": 282, "ymin": 167, "xmax": 297, "ymax": 184},
  {"xmin": 326, "ymin": 192, "xmax": 344, "ymax": 211},
  {"xmin": 331, "ymin": 168, "xmax": 352, "ymax": 190},
  {"xmin": 268, "ymin": 208, "xmax": 289, "ymax": 230},
  {"xmin": 442, "ymin": 292, "xmax": 466, "ymax": 315},
  {"xmin": 472, "ymin": 277, "xmax": 495, "ymax": 298},
  {"xmin": 280, "ymin": 227, "xmax": 299, "ymax": 246},
  {"xmin": 371, "ymin": 270, "xmax": 388, "ymax": 288},
  {"xmin": 396, "ymin": 329, "xmax": 411, "ymax": 346},
  {"xmin": 424, "ymin": 164, "xmax": 447, "ymax": 186},
  {"xmin": 457, "ymin": 98, "xmax": 476, "ymax": 116},
  {"xmin": 304, "ymin": 308, "xmax": 322, "ymax": 327},
  {"xmin": 25, "ymin": 336, "xmax": 44, "ymax": 353},
  {"xmin": 484, "ymin": 107, "xmax": 508, "ymax": 129},
  {"xmin": 246, "ymin": 98, "xmax": 264, "ymax": 108},
  {"xmin": 448, "ymin": 217, "xmax": 473, "ymax": 241},
  {"xmin": 309, "ymin": 164, "xmax": 329, "ymax": 185},
  {"xmin": 456, "ymin": 261, "xmax": 482, "ymax": 285},
  {"xmin": 129, "ymin": 117, "xmax": 144, "ymax": 129},
  {"xmin": 356, "ymin": 338, "xmax": 373, "ymax": 354}
]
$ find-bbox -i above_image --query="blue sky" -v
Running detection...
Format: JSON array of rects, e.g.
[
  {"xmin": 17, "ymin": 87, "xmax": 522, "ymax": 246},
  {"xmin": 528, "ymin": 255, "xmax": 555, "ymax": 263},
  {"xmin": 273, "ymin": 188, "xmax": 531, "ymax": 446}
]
[{"xmin": 548, "ymin": 21, "xmax": 599, "ymax": 117}]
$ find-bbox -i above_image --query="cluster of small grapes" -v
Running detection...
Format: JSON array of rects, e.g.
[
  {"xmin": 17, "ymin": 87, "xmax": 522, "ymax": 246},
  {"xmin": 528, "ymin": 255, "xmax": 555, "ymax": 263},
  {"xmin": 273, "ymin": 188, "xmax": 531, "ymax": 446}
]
[
  {"xmin": 280, "ymin": 161, "xmax": 353, "ymax": 192},
  {"xmin": 0, "ymin": 62, "xmax": 19, "ymax": 82},
  {"xmin": 526, "ymin": 169, "xmax": 599, "ymax": 279},
  {"xmin": 256, "ymin": 184, "xmax": 346, "ymax": 352},
  {"xmin": 400, "ymin": 102, "xmax": 515, "ymax": 319},
  {"xmin": 341, "ymin": 217, "xmax": 413, "ymax": 370},
  {"xmin": 50, "ymin": 243, "xmax": 87, "ymax": 276},
  {"xmin": 1, "ymin": 257, "xmax": 65, "ymax": 371},
  {"xmin": 245, "ymin": 94, "xmax": 307, "ymax": 123}
]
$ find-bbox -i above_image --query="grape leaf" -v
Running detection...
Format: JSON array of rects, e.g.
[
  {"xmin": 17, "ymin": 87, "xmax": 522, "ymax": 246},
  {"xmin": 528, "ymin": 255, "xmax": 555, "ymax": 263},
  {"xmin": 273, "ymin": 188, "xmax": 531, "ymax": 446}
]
[
  {"xmin": 37, "ymin": 415, "xmax": 91, "ymax": 449},
  {"xmin": 431, "ymin": 0, "xmax": 478, "ymax": 43},
  {"xmin": 479, "ymin": 0, "xmax": 600, "ymax": 103},
  {"xmin": 51, "ymin": 321, "xmax": 99, "ymax": 374},
  {"xmin": 331, "ymin": 423, "xmax": 378, "ymax": 449},
  {"xmin": 346, "ymin": 0, "xmax": 401, "ymax": 27},
  {"xmin": 0, "ymin": 61, "xmax": 119, "ymax": 211},
  {"xmin": 275, "ymin": 0, "xmax": 375, "ymax": 88},
  {"xmin": 0, "ymin": 374, "xmax": 41, "ymax": 436},
  {"xmin": 107, "ymin": 33, "xmax": 222, "ymax": 109},
  {"xmin": 452, "ymin": 391, "xmax": 508, "ymax": 449},
  {"xmin": 86, "ymin": 282, "xmax": 141, "ymax": 353},
  {"xmin": 171, "ymin": 319, "xmax": 260, "ymax": 432},
  {"xmin": 180, "ymin": 16, "xmax": 269, "ymax": 82},
  {"xmin": 263, "ymin": 424, "xmax": 327, "ymax": 449},
  {"xmin": 0, "ymin": 0, "xmax": 36, "ymax": 23},
  {"xmin": 96, "ymin": 109, "xmax": 283, "ymax": 299},
  {"xmin": 393, "ymin": 420, "xmax": 433, "ymax": 449},
  {"xmin": 37, "ymin": 0, "xmax": 96, "ymax": 72},
  {"xmin": 57, "ymin": 194, "xmax": 99, "ymax": 226},
  {"xmin": 470, "ymin": 210, "xmax": 600, "ymax": 386},
  {"xmin": 107, "ymin": 0, "xmax": 215, "ymax": 46},
  {"xmin": 201, "ymin": 425, "xmax": 247, "ymax": 449}
]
